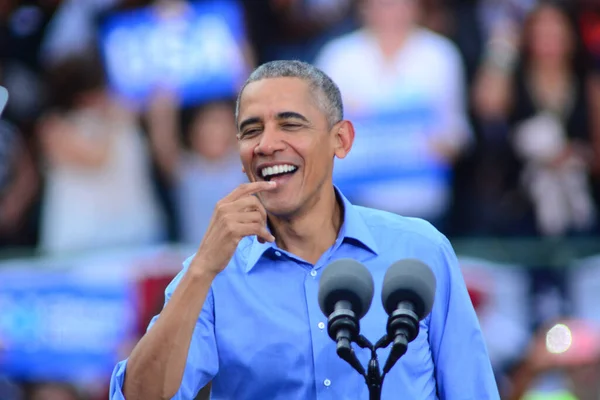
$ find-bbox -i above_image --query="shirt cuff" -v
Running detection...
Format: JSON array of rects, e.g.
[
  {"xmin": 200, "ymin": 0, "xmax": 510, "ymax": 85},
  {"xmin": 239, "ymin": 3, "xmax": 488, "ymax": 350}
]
[{"xmin": 109, "ymin": 359, "xmax": 128, "ymax": 400}]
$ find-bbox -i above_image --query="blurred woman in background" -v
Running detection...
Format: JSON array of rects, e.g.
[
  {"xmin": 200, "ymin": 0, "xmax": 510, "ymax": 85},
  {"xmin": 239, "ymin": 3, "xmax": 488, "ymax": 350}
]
[
  {"xmin": 472, "ymin": 0, "xmax": 600, "ymax": 237},
  {"xmin": 37, "ymin": 53, "xmax": 166, "ymax": 254}
]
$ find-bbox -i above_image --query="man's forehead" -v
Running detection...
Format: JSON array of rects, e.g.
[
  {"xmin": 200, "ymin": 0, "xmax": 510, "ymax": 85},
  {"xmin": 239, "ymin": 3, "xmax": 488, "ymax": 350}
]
[{"xmin": 239, "ymin": 77, "xmax": 313, "ymax": 112}]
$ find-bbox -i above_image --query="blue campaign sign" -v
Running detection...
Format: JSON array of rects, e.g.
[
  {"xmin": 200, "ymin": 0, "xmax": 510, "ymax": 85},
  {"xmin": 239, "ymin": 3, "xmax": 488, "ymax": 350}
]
[
  {"xmin": 99, "ymin": 0, "xmax": 249, "ymax": 106},
  {"xmin": 0, "ymin": 267, "xmax": 138, "ymax": 383},
  {"xmin": 333, "ymin": 105, "xmax": 451, "ymax": 201}
]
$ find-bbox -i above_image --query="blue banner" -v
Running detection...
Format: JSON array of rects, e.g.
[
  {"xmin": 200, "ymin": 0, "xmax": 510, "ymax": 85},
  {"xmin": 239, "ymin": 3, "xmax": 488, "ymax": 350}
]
[
  {"xmin": 99, "ymin": 0, "xmax": 249, "ymax": 106},
  {"xmin": 0, "ymin": 268, "xmax": 138, "ymax": 382}
]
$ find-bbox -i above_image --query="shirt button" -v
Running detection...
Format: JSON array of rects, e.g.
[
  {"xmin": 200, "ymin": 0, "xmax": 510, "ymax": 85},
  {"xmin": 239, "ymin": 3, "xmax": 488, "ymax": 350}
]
[
  {"xmin": 275, "ymin": 251, "xmax": 281, "ymax": 257},
  {"xmin": 310, "ymin": 270, "xmax": 317, "ymax": 277},
  {"xmin": 318, "ymin": 322, "xmax": 325, "ymax": 330},
  {"xmin": 324, "ymin": 379, "xmax": 331, "ymax": 387}
]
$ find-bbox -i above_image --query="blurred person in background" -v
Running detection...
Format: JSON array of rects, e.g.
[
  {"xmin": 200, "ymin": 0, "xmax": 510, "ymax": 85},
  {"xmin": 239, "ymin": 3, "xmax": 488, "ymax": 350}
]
[
  {"xmin": 242, "ymin": 0, "xmax": 356, "ymax": 64},
  {"xmin": 146, "ymin": 93, "xmax": 246, "ymax": 246},
  {"xmin": 40, "ymin": 0, "xmax": 121, "ymax": 66},
  {"xmin": 464, "ymin": 269, "xmax": 531, "ymax": 394},
  {"xmin": 0, "ymin": 112, "xmax": 39, "ymax": 249},
  {"xmin": 0, "ymin": 1, "xmax": 59, "ymax": 249},
  {"xmin": 443, "ymin": 0, "xmax": 538, "ymax": 237},
  {"xmin": 36, "ymin": 53, "xmax": 166, "ymax": 254},
  {"xmin": 315, "ymin": 0, "xmax": 472, "ymax": 231},
  {"xmin": 472, "ymin": 0, "xmax": 600, "ymax": 237},
  {"xmin": 505, "ymin": 319, "xmax": 600, "ymax": 400},
  {"xmin": 137, "ymin": 0, "xmax": 257, "ymax": 246}
]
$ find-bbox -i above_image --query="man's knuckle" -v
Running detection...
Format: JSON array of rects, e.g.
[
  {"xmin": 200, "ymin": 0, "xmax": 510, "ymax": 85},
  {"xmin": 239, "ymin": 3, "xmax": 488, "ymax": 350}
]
[
  {"xmin": 222, "ymin": 216, "xmax": 235, "ymax": 233},
  {"xmin": 215, "ymin": 201, "xmax": 227, "ymax": 213}
]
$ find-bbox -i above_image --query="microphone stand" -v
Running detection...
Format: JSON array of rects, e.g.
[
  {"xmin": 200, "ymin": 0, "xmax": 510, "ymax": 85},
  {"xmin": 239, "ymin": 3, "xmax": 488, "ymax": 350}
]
[
  {"xmin": 356, "ymin": 335, "xmax": 383, "ymax": 400},
  {"xmin": 345, "ymin": 334, "xmax": 403, "ymax": 400},
  {"xmin": 327, "ymin": 315, "xmax": 409, "ymax": 399}
]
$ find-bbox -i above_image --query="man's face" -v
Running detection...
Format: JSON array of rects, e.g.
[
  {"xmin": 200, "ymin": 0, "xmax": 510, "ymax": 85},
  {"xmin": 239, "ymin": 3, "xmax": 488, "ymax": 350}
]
[
  {"xmin": 237, "ymin": 77, "xmax": 346, "ymax": 218},
  {"xmin": 362, "ymin": 0, "xmax": 418, "ymax": 33}
]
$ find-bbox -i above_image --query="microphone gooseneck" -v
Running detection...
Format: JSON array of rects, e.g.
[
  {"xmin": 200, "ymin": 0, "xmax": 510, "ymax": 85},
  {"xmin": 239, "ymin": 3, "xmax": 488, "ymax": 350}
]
[{"xmin": 329, "ymin": 300, "xmax": 366, "ymax": 376}]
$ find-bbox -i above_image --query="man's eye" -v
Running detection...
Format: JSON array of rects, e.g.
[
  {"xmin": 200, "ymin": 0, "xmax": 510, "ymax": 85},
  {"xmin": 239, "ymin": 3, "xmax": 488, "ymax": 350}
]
[
  {"xmin": 282, "ymin": 124, "xmax": 302, "ymax": 130},
  {"xmin": 242, "ymin": 129, "xmax": 260, "ymax": 137}
]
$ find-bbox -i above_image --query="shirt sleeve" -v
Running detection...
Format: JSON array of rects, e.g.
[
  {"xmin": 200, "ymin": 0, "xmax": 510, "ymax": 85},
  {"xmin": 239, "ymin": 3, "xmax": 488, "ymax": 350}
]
[
  {"xmin": 109, "ymin": 257, "xmax": 219, "ymax": 400},
  {"xmin": 427, "ymin": 236, "xmax": 500, "ymax": 400}
]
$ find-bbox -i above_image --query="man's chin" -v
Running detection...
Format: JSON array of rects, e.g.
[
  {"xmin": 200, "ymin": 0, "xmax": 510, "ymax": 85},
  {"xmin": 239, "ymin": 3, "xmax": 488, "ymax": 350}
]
[{"xmin": 263, "ymin": 200, "xmax": 300, "ymax": 220}]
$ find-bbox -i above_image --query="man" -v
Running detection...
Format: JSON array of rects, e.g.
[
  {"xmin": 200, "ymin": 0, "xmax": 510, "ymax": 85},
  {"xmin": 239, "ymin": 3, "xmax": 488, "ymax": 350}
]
[{"xmin": 109, "ymin": 60, "xmax": 499, "ymax": 399}]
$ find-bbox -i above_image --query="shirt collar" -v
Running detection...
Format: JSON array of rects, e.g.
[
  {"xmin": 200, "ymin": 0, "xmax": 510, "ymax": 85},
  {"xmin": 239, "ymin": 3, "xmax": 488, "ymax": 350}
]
[{"xmin": 245, "ymin": 186, "xmax": 379, "ymax": 273}]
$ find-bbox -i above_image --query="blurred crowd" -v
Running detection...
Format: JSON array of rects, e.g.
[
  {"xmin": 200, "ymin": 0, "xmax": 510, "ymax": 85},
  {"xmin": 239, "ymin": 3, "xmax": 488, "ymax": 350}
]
[
  {"xmin": 2, "ymin": 0, "xmax": 600, "ymax": 254},
  {"xmin": 2, "ymin": 0, "xmax": 600, "ymax": 399}
]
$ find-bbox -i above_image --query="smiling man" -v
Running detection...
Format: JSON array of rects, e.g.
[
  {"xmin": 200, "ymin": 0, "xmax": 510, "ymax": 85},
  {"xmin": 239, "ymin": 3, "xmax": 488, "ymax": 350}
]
[{"xmin": 109, "ymin": 60, "xmax": 499, "ymax": 400}]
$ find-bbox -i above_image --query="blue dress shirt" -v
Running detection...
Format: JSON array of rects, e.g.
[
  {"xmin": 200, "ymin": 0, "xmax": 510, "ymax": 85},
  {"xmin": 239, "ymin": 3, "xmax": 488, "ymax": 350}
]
[{"xmin": 110, "ymin": 188, "xmax": 500, "ymax": 400}]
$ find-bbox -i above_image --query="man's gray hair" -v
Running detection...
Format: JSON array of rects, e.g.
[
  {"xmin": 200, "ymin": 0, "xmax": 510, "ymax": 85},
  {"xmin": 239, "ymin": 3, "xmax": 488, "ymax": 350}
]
[{"xmin": 235, "ymin": 60, "xmax": 344, "ymax": 128}]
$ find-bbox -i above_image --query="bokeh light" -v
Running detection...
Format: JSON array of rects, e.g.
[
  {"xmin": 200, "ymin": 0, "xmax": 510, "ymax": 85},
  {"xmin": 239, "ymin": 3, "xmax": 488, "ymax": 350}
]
[{"xmin": 546, "ymin": 323, "xmax": 573, "ymax": 354}]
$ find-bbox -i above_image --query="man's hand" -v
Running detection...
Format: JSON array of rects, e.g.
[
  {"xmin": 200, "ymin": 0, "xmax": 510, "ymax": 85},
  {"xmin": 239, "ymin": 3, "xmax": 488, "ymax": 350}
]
[{"xmin": 193, "ymin": 181, "xmax": 278, "ymax": 275}]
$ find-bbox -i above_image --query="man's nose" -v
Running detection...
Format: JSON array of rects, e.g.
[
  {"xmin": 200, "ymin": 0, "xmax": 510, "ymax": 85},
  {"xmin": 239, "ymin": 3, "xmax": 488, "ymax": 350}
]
[{"xmin": 254, "ymin": 126, "xmax": 286, "ymax": 155}]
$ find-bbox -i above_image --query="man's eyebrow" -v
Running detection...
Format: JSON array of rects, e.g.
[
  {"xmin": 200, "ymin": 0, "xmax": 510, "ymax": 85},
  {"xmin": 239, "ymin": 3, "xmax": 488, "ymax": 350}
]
[
  {"xmin": 276, "ymin": 112, "xmax": 309, "ymax": 123},
  {"xmin": 239, "ymin": 112, "xmax": 310, "ymax": 131},
  {"xmin": 239, "ymin": 117, "xmax": 262, "ymax": 132}
]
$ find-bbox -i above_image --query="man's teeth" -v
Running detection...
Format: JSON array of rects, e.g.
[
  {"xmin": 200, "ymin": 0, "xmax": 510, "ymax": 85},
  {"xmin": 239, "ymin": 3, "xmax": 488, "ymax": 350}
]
[{"xmin": 261, "ymin": 164, "xmax": 297, "ymax": 178}]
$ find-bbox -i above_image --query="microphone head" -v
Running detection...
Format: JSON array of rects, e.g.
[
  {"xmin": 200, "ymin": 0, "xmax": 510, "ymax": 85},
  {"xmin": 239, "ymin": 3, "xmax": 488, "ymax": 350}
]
[
  {"xmin": 318, "ymin": 258, "xmax": 374, "ymax": 320},
  {"xmin": 381, "ymin": 259, "xmax": 436, "ymax": 320}
]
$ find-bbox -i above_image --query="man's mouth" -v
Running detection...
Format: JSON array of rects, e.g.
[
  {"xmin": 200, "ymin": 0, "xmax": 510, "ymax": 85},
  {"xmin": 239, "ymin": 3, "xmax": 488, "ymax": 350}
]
[{"xmin": 259, "ymin": 164, "xmax": 298, "ymax": 181}]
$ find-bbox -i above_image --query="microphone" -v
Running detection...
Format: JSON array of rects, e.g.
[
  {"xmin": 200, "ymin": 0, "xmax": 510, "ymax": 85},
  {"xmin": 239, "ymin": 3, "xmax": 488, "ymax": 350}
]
[
  {"xmin": 318, "ymin": 258, "xmax": 374, "ymax": 376},
  {"xmin": 380, "ymin": 259, "xmax": 436, "ymax": 375}
]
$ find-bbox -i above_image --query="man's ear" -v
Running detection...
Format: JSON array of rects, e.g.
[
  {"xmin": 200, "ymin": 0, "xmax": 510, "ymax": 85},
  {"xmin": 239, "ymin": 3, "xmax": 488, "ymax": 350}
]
[{"xmin": 333, "ymin": 120, "xmax": 355, "ymax": 160}]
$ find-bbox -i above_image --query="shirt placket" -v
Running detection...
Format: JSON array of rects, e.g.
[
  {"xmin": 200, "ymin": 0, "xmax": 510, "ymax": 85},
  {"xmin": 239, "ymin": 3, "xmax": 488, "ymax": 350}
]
[
  {"xmin": 304, "ymin": 239, "xmax": 345, "ymax": 399},
  {"xmin": 304, "ymin": 264, "xmax": 334, "ymax": 399}
]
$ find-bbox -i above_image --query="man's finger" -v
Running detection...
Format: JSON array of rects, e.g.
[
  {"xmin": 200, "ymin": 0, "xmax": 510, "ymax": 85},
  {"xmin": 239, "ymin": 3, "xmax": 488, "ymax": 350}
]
[
  {"xmin": 234, "ymin": 199, "xmax": 267, "ymax": 225},
  {"xmin": 241, "ymin": 205, "xmax": 267, "ymax": 224},
  {"xmin": 237, "ymin": 210, "xmax": 265, "ymax": 224},
  {"xmin": 238, "ymin": 222, "xmax": 275, "ymax": 243},
  {"xmin": 257, "ymin": 227, "xmax": 275, "ymax": 243},
  {"xmin": 227, "ymin": 181, "xmax": 277, "ymax": 201},
  {"xmin": 238, "ymin": 196, "xmax": 267, "ymax": 221}
]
